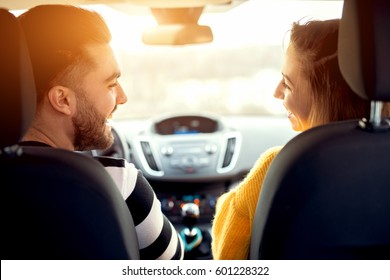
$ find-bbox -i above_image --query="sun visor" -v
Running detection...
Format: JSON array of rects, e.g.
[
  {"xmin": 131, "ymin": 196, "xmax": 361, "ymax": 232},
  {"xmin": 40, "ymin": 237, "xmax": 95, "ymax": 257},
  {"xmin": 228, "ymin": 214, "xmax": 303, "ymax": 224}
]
[{"xmin": 128, "ymin": 0, "xmax": 232, "ymax": 45}]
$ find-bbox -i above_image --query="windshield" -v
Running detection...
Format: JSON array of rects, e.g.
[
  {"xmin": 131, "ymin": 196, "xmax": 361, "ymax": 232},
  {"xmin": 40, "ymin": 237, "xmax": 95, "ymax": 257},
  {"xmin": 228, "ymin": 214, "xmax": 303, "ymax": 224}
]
[{"xmin": 15, "ymin": 1, "xmax": 344, "ymax": 120}]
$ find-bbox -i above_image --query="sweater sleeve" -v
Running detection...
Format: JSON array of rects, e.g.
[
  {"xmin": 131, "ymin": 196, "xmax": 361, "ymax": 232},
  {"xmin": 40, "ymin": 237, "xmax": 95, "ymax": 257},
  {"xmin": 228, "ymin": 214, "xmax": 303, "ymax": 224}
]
[
  {"xmin": 128, "ymin": 169, "xmax": 184, "ymax": 260},
  {"xmin": 96, "ymin": 156, "xmax": 184, "ymax": 260},
  {"xmin": 211, "ymin": 146, "xmax": 282, "ymax": 260}
]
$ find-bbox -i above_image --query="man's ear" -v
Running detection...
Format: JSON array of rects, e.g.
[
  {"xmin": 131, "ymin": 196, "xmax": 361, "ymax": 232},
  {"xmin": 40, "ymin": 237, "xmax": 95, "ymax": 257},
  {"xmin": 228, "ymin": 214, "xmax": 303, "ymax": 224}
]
[{"xmin": 47, "ymin": 86, "xmax": 75, "ymax": 116}]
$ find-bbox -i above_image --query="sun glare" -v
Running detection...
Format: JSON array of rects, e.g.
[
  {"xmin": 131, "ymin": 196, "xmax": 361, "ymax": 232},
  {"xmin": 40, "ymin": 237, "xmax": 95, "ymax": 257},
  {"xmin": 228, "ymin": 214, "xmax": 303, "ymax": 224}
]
[
  {"xmin": 10, "ymin": 1, "xmax": 344, "ymax": 119},
  {"xmin": 12, "ymin": 1, "xmax": 343, "ymax": 49},
  {"xmin": 87, "ymin": 1, "xmax": 343, "ymax": 49}
]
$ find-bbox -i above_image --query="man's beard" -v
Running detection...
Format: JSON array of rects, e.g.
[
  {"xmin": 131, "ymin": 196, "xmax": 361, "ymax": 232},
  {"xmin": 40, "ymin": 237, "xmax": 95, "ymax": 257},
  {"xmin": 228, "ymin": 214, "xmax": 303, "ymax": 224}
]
[{"xmin": 72, "ymin": 89, "xmax": 114, "ymax": 151}]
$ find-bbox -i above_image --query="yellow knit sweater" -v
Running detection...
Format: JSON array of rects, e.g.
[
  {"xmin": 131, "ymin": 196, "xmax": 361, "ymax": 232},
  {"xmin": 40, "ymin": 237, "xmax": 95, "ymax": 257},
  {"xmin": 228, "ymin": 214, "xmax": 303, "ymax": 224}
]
[{"xmin": 211, "ymin": 146, "xmax": 282, "ymax": 260}]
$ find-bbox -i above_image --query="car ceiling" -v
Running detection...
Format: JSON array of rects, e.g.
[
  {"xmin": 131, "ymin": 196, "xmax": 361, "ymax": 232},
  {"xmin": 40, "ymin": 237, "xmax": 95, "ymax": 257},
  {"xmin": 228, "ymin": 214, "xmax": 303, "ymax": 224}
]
[
  {"xmin": 1, "ymin": 0, "xmax": 246, "ymax": 13},
  {"xmin": 1, "ymin": 0, "xmax": 342, "ymax": 14}
]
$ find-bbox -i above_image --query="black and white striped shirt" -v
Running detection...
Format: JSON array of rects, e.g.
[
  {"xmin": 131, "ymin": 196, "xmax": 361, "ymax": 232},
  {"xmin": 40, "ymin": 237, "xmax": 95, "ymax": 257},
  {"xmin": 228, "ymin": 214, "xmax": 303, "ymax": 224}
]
[{"xmin": 96, "ymin": 156, "xmax": 184, "ymax": 260}]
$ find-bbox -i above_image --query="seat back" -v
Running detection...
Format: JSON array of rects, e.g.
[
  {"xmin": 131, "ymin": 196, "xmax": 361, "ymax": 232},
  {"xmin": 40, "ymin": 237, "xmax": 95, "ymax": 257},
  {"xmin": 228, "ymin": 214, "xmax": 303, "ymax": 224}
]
[
  {"xmin": 249, "ymin": 0, "xmax": 390, "ymax": 260},
  {"xmin": 0, "ymin": 8, "xmax": 140, "ymax": 260}
]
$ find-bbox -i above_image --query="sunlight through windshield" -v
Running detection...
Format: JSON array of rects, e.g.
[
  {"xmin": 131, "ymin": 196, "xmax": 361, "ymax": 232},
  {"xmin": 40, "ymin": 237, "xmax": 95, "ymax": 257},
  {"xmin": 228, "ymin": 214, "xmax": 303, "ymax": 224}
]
[{"xmin": 12, "ymin": 1, "xmax": 344, "ymax": 120}]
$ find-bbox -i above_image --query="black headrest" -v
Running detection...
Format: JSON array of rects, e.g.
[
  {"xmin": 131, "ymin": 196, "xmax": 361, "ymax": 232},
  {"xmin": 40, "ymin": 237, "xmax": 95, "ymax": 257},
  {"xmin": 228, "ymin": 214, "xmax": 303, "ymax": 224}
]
[
  {"xmin": 338, "ymin": 0, "xmax": 390, "ymax": 102},
  {"xmin": 0, "ymin": 9, "xmax": 36, "ymax": 149}
]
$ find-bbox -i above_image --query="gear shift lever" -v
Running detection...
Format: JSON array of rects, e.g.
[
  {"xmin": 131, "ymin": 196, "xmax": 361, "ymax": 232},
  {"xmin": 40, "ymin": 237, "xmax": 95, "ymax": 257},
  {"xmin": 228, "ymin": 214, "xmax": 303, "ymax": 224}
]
[{"xmin": 180, "ymin": 203, "xmax": 203, "ymax": 253}]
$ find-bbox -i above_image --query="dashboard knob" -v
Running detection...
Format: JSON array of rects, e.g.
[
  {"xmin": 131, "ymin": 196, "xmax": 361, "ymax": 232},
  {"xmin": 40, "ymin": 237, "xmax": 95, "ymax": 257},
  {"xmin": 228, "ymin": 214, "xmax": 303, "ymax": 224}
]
[
  {"xmin": 161, "ymin": 199, "xmax": 175, "ymax": 211},
  {"xmin": 208, "ymin": 197, "xmax": 216, "ymax": 209},
  {"xmin": 205, "ymin": 144, "xmax": 217, "ymax": 154},
  {"xmin": 161, "ymin": 146, "xmax": 174, "ymax": 156}
]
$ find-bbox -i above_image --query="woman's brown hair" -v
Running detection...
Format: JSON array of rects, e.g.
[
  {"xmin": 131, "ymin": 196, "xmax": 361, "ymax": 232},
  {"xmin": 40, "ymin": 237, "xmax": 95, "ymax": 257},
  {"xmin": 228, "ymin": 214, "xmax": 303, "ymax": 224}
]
[{"xmin": 290, "ymin": 19, "xmax": 371, "ymax": 127}]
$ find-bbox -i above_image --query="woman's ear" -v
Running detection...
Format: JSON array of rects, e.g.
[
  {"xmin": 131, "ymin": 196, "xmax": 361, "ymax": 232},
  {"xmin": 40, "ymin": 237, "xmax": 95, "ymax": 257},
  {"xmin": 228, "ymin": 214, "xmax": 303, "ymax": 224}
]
[{"xmin": 47, "ymin": 86, "xmax": 75, "ymax": 116}]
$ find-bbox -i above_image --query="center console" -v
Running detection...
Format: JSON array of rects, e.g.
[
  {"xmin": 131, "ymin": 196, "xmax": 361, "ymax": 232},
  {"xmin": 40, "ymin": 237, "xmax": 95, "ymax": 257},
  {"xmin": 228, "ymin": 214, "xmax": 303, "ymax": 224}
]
[
  {"xmin": 127, "ymin": 113, "xmax": 242, "ymax": 259},
  {"xmin": 131, "ymin": 114, "xmax": 241, "ymax": 180}
]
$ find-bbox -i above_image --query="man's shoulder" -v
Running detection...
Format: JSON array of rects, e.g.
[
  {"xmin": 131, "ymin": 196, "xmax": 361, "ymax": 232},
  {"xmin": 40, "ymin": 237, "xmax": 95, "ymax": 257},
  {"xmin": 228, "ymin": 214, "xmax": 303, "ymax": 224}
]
[
  {"xmin": 93, "ymin": 156, "xmax": 140, "ymax": 197},
  {"xmin": 93, "ymin": 156, "xmax": 126, "ymax": 168},
  {"xmin": 93, "ymin": 156, "xmax": 138, "ymax": 175},
  {"xmin": 18, "ymin": 140, "xmax": 52, "ymax": 147}
]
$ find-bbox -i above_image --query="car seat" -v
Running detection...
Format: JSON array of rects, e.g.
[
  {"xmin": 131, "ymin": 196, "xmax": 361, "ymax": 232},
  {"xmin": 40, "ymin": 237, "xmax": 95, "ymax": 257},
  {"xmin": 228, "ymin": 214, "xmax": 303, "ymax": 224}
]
[
  {"xmin": 249, "ymin": 0, "xmax": 390, "ymax": 259},
  {"xmin": 0, "ymin": 8, "xmax": 140, "ymax": 260}
]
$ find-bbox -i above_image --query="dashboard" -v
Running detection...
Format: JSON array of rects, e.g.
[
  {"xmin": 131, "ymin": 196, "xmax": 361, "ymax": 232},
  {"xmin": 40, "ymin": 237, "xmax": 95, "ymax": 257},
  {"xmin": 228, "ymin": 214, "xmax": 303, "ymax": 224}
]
[
  {"xmin": 95, "ymin": 113, "xmax": 297, "ymax": 259},
  {"xmin": 104, "ymin": 113, "xmax": 297, "ymax": 232},
  {"xmin": 134, "ymin": 114, "xmax": 241, "ymax": 180}
]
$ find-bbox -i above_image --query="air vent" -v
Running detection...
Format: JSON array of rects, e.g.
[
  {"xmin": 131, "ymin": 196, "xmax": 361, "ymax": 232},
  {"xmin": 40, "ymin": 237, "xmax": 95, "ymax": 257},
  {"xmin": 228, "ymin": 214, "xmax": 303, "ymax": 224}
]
[
  {"xmin": 222, "ymin": 137, "xmax": 236, "ymax": 168},
  {"xmin": 217, "ymin": 132, "xmax": 241, "ymax": 173},
  {"xmin": 140, "ymin": 141, "xmax": 160, "ymax": 171}
]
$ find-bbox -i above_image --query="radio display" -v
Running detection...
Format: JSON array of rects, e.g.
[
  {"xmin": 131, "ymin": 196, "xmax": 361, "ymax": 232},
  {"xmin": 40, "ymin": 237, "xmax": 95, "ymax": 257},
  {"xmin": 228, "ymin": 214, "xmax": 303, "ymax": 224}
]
[{"xmin": 155, "ymin": 115, "xmax": 219, "ymax": 135}]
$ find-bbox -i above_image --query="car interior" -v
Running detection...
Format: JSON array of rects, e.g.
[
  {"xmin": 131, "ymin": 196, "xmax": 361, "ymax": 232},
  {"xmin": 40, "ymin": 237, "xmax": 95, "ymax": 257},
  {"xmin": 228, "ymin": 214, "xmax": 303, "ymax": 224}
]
[{"xmin": 1, "ymin": 0, "xmax": 389, "ymax": 261}]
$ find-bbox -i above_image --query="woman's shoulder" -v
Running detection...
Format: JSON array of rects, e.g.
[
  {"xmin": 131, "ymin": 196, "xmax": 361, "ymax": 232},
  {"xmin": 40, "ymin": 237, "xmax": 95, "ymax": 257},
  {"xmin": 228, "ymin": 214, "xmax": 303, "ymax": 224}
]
[
  {"xmin": 242, "ymin": 146, "xmax": 283, "ymax": 182},
  {"xmin": 264, "ymin": 145, "xmax": 283, "ymax": 156},
  {"xmin": 256, "ymin": 146, "xmax": 283, "ymax": 165}
]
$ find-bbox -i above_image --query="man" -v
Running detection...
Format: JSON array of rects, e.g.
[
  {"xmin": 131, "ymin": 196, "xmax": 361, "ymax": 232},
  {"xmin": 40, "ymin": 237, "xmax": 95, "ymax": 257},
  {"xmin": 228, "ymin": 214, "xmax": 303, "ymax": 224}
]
[{"xmin": 17, "ymin": 4, "xmax": 183, "ymax": 260}]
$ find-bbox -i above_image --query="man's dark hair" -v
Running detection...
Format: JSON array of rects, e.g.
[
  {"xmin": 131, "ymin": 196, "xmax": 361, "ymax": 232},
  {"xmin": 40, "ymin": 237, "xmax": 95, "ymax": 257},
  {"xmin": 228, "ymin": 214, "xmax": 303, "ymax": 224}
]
[{"xmin": 18, "ymin": 5, "xmax": 112, "ymax": 102}]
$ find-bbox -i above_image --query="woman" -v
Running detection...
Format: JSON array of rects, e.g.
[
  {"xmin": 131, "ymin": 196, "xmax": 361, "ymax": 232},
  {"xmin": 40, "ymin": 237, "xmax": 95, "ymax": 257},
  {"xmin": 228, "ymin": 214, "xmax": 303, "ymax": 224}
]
[{"xmin": 211, "ymin": 18, "xmax": 389, "ymax": 260}]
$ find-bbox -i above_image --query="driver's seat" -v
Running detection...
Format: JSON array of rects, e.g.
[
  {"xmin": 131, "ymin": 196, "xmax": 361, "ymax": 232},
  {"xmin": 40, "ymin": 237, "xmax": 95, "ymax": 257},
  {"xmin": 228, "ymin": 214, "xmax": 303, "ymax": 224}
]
[
  {"xmin": 0, "ymin": 8, "xmax": 140, "ymax": 260},
  {"xmin": 249, "ymin": 0, "xmax": 390, "ymax": 259}
]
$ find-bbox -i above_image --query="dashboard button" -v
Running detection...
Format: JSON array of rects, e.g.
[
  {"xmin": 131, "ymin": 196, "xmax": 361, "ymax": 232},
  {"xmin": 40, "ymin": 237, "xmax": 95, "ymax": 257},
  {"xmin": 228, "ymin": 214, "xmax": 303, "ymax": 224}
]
[
  {"xmin": 161, "ymin": 146, "xmax": 174, "ymax": 156},
  {"xmin": 181, "ymin": 156, "xmax": 198, "ymax": 167},
  {"xmin": 198, "ymin": 157, "xmax": 210, "ymax": 166},
  {"xmin": 205, "ymin": 144, "xmax": 217, "ymax": 154},
  {"xmin": 161, "ymin": 199, "xmax": 175, "ymax": 211}
]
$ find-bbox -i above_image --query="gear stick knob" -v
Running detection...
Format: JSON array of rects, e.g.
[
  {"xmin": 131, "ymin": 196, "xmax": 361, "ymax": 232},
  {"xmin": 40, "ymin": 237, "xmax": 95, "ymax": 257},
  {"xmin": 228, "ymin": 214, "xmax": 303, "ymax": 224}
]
[
  {"xmin": 180, "ymin": 203, "xmax": 202, "ymax": 253},
  {"xmin": 181, "ymin": 202, "xmax": 200, "ymax": 229}
]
